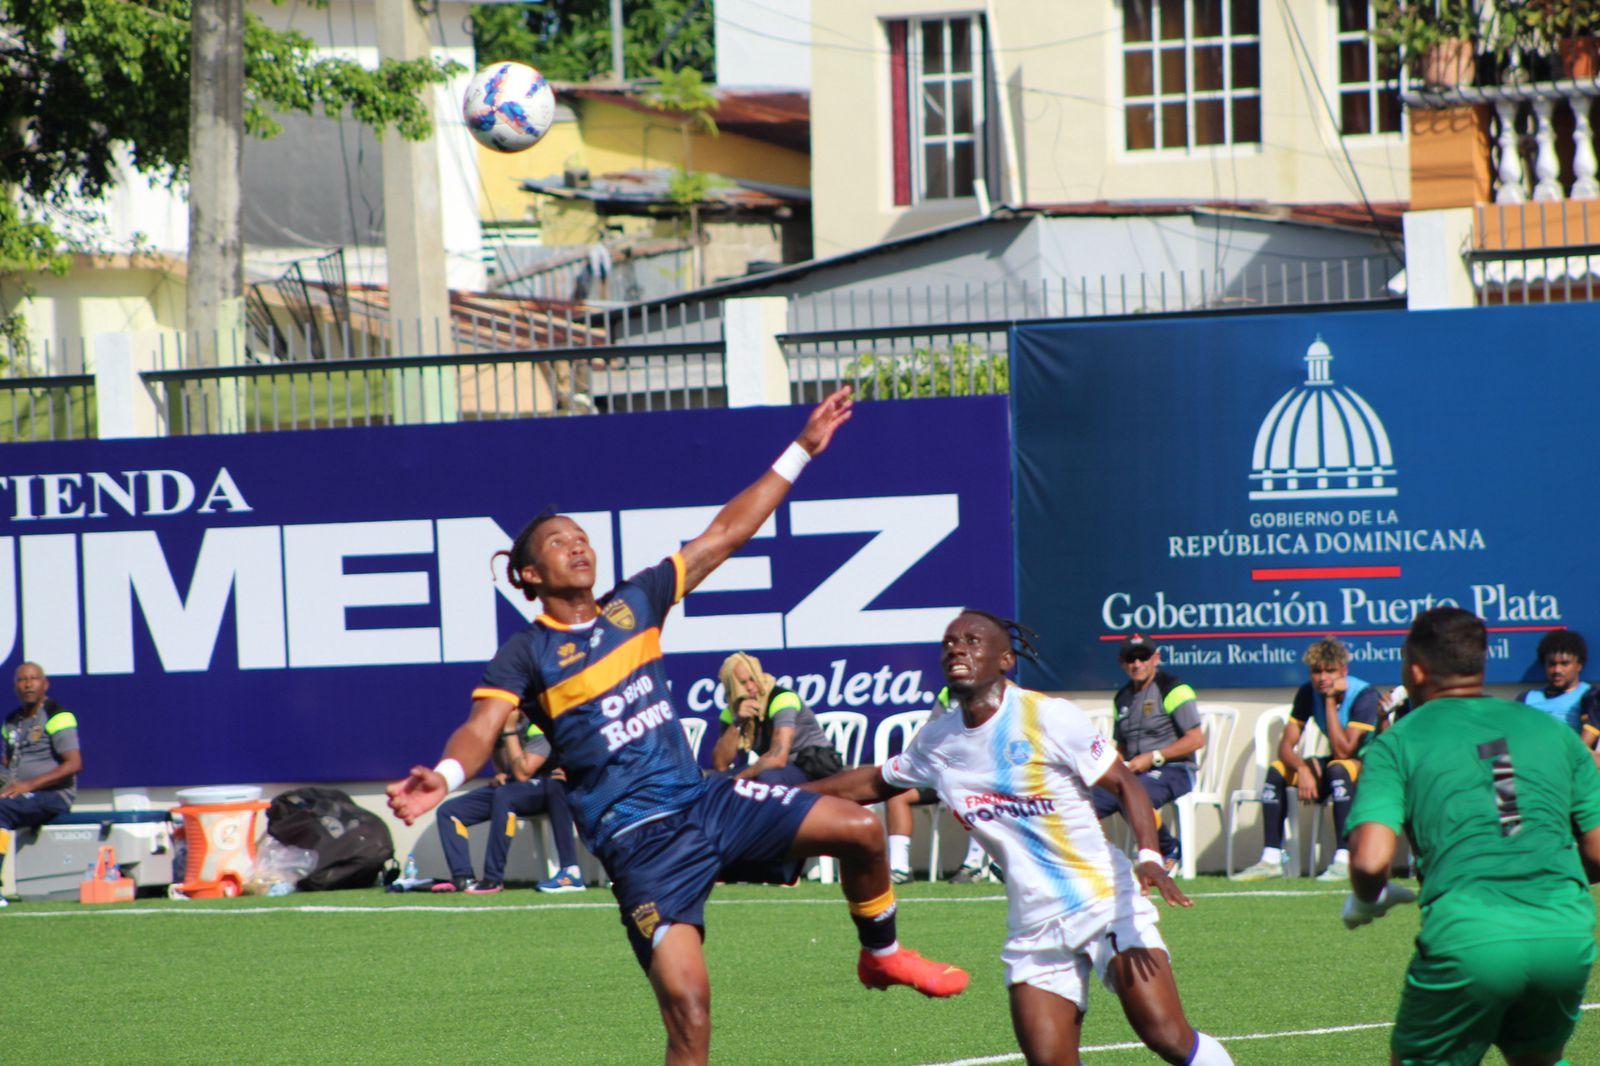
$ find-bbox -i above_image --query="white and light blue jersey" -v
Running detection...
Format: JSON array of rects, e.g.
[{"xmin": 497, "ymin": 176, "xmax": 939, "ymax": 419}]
[{"xmin": 883, "ymin": 683, "xmax": 1141, "ymax": 939}]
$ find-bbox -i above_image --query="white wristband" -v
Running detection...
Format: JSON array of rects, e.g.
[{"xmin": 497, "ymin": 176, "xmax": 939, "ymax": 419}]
[
  {"xmin": 1137, "ymin": 848, "xmax": 1165, "ymax": 869},
  {"xmin": 433, "ymin": 758, "xmax": 466, "ymax": 792},
  {"xmin": 770, "ymin": 441, "xmax": 811, "ymax": 483}
]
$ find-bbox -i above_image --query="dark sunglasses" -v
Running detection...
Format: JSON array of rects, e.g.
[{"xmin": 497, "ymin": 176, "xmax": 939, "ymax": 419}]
[{"xmin": 1119, "ymin": 649, "xmax": 1155, "ymax": 664}]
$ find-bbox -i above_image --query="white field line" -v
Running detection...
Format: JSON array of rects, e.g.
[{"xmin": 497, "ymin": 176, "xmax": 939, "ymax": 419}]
[
  {"xmin": 916, "ymin": 1003, "xmax": 1600, "ymax": 1066},
  {"xmin": 0, "ymin": 888, "xmax": 1348, "ymax": 920}
]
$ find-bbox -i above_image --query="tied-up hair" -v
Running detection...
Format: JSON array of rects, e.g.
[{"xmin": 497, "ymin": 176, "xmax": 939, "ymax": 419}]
[
  {"xmin": 719, "ymin": 652, "xmax": 775, "ymax": 751},
  {"xmin": 492, "ymin": 506, "xmax": 562, "ymax": 600},
  {"xmin": 959, "ymin": 608, "xmax": 1041, "ymax": 668}
]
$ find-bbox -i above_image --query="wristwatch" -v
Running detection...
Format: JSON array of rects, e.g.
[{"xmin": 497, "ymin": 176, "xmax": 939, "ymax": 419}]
[{"xmin": 1151, "ymin": 750, "xmax": 1167, "ymax": 768}]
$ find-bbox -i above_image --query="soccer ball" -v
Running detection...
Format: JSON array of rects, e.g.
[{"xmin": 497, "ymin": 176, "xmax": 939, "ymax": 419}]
[{"xmin": 463, "ymin": 62, "xmax": 556, "ymax": 153}]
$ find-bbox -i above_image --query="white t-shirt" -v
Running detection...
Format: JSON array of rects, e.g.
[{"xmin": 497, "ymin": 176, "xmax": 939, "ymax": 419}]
[{"xmin": 883, "ymin": 683, "xmax": 1141, "ymax": 940}]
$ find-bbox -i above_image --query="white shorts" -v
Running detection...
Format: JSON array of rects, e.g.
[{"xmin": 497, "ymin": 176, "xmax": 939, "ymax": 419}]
[{"xmin": 1002, "ymin": 892, "xmax": 1167, "ymax": 1011}]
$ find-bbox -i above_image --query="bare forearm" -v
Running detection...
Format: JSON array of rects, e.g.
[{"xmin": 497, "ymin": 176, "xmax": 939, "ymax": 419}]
[
  {"xmin": 1349, "ymin": 823, "xmax": 1396, "ymax": 901},
  {"xmin": 1100, "ymin": 762, "xmax": 1160, "ymax": 854},
  {"xmin": 442, "ymin": 704, "xmax": 510, "ymax": 779},
  {"xmin": 803, "ymin": 765, "xmax": 902, "ymax": 804},
  {"xmin": 711, "ymin": 727, "xmax": 742, "ymax": 772},
  {"xmin": 681, "ymin": 471, "xmax": 792, "ymax": 591}
]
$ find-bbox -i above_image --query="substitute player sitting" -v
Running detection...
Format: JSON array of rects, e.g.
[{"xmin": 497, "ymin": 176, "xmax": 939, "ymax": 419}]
[
  {"xmin": 807, "ymin": 611, "xmax": 1233, "ymax": 1066},
  {"xmin": 388, "ymin": 388, "xmax": 966, "ymax": 1066},
  {"xmin": 1234, "ymin": 637, "xmax": 1379, "ymax": 882},
  {"xmin": 1347, "ymin": 606, "xmax": 1600, "ymax": 1066}
]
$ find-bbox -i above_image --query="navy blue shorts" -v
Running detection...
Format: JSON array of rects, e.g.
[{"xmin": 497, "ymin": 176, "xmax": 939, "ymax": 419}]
[{"xmin": 597, "ymin": 775, "xmax": 820, "ymax": 970}]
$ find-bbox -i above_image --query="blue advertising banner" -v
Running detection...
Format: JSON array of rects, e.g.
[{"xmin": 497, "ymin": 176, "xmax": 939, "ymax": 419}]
[
  {"xmin": 0, "ymin": 397, "xmax": 1014, "ymax": 787},
  {"xmin": 1013, "ymin": 304, "xmax": 1595, "ymax": 691}
]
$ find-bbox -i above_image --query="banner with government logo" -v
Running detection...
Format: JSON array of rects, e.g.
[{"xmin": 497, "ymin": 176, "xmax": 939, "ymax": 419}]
[{"xmin": 1011, "ymin": 303, "xmax": 1596, "ymax": 690}]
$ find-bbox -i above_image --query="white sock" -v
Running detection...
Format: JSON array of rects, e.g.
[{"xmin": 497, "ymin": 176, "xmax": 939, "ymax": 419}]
[
  {"xmin": 563, "ymin": 865, "xmax": 582, "ymax": 878},
  {"xmin": 870, "ymin": 940, "xmax": 900, "ymax": 958},
  {"xmin": 1186, "ymin": 1031, "xmax": 1233, "ymax": 1065},
  {"xmin": 1260, "ymin": 847, "xmax": 1282, "ymax": 864},
  {"xmin": 1331, "ymin": 848, "xmax": 1349, "ymax": 865},
  {"xmin": 962, "ymin": 838, "xmax": 986, "ymax": 867},
  {"xmin": 889, "ymin": 834, "xmax": 911, "ymax": 872}
]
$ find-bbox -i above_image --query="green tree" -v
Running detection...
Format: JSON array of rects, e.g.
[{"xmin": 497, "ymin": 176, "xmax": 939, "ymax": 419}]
[
  {"xmin": 852, "ymin": 343, "xmax": 1010, "ymax": 400},
  {"xmin": 0, "ymin": 0, "xmax": 458, "ymax": 346},
  {"xmin": 646, "ymin": 65, "xmax": 719, "ymax": 286},
  {"xmin": 471, "ymin": 1, "xmax": 713, "ymax": 82}
]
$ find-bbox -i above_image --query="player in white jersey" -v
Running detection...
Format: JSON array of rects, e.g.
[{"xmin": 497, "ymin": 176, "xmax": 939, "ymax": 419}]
[{"xmin": 808, "ymin": 610, "xmax": 1232, "ymax": 1066}]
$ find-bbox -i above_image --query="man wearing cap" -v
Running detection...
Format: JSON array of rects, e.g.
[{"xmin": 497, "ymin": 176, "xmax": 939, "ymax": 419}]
[
  {"xmin": 0, "ymin": 662, "xmax": 81, "ymax": 906},
  {"xmin": 1090, "ymin": 636, "xmax": 1205, "ymax": 873}
]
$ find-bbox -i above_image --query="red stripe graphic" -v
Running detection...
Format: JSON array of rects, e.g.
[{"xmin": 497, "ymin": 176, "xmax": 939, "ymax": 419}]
[{"xmin": 1251, "ymin": 565, "xmax": 1402, "ymax": 581}]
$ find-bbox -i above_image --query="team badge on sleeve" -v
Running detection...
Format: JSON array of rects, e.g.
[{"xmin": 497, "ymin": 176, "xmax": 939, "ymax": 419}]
[{"xmin": 1090, "ymin": 736, "xmax": 1107, "ymax": 760}]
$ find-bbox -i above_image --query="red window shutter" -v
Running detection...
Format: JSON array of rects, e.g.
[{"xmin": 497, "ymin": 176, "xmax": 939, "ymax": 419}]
[{"xmin": 888, "ymin": 20, "xmax": 911, "ymax": 206}]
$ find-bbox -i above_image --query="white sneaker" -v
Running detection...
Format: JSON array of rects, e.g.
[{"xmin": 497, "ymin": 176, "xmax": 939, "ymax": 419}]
[
  {"xmin": 1232, "ymin": 856, "xmax": 1287, "ymax": 881},
  {"xmin": 1316, "ymin": 859, "xmax": 1350, "ymax": 883}
]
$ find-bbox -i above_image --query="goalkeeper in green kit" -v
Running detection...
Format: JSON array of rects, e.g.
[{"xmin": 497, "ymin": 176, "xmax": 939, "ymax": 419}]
[{"xmin": 1345, "ymin": 606, "xmax": 1600, "ymax": 1066}]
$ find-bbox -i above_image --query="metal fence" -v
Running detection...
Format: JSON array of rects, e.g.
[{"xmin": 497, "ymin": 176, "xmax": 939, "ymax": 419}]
[
  {"xmin": 1470, "ymin": 202, "xmax": 1600, "ymax": 307},
  {"xmin": 146, "ymin": 342, "xmax": 725, "ymax": 435}
]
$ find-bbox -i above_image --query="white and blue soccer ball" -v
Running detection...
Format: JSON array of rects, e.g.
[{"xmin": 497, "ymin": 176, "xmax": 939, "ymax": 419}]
[{"xmin": 463, "ymin": 62, "xmax": 556, "ymax": 153}]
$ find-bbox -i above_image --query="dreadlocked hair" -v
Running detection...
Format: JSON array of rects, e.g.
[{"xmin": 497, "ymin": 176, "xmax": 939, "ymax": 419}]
[
  {"xmin": 492, "ymin": 506, "xmax": 562, "ymax": 600},
  {"xmin": 959, "ymin": 609, "xmax": 1041, "ymax": 666}
]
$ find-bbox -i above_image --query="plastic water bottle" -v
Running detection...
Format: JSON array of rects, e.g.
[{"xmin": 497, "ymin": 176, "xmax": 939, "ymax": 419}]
[
  {"xmin": 266, "ymin": 882, "xmax": 294, "ymax": 897},
  {"xmin": 402, "ymin": 852, "xmax": 418, "ymax": 881}
]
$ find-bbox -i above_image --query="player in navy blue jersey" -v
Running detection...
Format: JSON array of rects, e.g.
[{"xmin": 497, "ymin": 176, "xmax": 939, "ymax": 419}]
[{"xmin": 388, "ymin": 387, "xmax": 967, "ymax": 1066}]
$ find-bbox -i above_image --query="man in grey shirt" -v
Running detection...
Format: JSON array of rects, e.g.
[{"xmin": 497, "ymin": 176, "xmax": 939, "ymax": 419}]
[
  {"xmin": 1090, "ymin": 635, "xmax": 1205, "ymax": 872},
  {"xmin": 0, "ymin": 662, "xmax": 82, "ymax": 905}
]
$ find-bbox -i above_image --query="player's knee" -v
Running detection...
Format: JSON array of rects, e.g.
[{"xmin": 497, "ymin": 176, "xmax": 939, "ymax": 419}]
[
  {"xmin": 661, "ymin": 987, "xmax": 711, "ymax": 1045},
  {"xmin": 834, "ymin": 803, "xmax": 886, "ymax": 857},
  {"xmin": 1326, "ymin": 763, "xmax": 1354, "ymax": 802}
]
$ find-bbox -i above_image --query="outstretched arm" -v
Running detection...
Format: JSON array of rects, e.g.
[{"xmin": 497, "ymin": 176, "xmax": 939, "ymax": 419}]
[
  {"xmin": 678, "ymin": 387, "xmax": 852, "ymax": 595},
  {"xmin": 804, "ymin": 764, "xmax": 904, "ymax": 804},
  {"xmin": 386, "ymin": 696, "xmax": 517, "ymax": 824}
]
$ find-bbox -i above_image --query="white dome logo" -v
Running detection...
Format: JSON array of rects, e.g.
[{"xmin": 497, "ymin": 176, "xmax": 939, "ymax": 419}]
[{"xmin": 1248, "ymin": 336, "xmax": 1397, "ymax": 500}]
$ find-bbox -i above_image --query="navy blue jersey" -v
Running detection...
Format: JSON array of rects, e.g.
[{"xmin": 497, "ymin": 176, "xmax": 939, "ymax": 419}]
[{"xmin": 476, "ymin": 554, "xmax": 706, "ymax": 849}]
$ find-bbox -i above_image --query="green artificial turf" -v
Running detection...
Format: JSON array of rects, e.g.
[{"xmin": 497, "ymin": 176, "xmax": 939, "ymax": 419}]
[{"xmin": 5, "ymin": 880, "xmax": 1595, "ymax": 1064}]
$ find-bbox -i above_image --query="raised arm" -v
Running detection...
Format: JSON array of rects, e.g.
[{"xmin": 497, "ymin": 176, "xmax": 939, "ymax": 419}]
[
  {"xmin": 386, "ymin": 696, "xmax": 518, "ymax": 824},
  {"xmin": 678, "ymin": 387, "xmax": 852, "ymax": 595}
]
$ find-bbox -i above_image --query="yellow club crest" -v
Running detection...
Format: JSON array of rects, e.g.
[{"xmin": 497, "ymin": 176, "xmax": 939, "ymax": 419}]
[{"xmin": 603, "ymin": 599, "xmax": 637, "ymax": 631}]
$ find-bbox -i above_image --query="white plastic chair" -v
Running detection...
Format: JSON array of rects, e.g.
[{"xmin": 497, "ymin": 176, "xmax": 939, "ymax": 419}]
[
  {"xmin": 680, "ymin": 717, "xmax": 707, "ymax": 762},
  {"xmin": 872, "ymin": 710, "xmax": 929, "ymax": 764},
  {"xmin": 1227, "ymin": 706, "xmax": 1325, "ymax": 876},
  {"xmin": 1081, "ymin": 705, "xmax": 1115, "ymax": 741},
  {"xmin": 816, "ymin": 711, "xmax": 870, "ymax": 766},
  {"xmin": 1171, "ymin": 705, "xmax": 1237, "ymax": 880}
]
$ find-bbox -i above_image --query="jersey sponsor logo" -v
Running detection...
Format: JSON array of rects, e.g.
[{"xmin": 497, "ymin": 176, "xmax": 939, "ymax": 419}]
[
  {"xmin": 556, "ymin": 641, "xmax": 582, "ymax": 668},
  {"xmin": 600, "ymin": 697, "xmax": 675, "ymax": 752},
  {"xmin": 602, "ymin": 600, "xmax": 637, "ymax": 631},
  {"xmin": 1090, "ymin": 736, "xmax": 1107, "ymax": 761},
  {"xmin": 957, "ymin": 791, "xmax": 1057, "ymax": 827},
  {"xmin": 1006, "ymin": 740, "xmax": 1032, "ymax": 766}
]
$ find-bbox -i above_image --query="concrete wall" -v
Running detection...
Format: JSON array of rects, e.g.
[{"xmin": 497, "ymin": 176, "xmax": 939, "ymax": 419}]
[{"xmin": 809, "ymin": 0, "xmax": 1411, "ymax": 257}]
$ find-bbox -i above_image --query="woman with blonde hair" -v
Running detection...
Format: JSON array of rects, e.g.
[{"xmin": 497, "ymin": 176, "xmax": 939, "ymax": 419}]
[{"xmin": 710, "ymin": 652, "xmax": 844, "ymax": 786}]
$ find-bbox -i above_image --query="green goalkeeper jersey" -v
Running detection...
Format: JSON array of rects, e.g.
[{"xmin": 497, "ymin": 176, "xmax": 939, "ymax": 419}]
[{"xmin": 1349, "ymin": 695, "xmax": 1600, "ymax": 952}]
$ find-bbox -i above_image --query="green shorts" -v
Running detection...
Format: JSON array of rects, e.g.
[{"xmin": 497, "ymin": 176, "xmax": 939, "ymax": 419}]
[{"xmin": 1393, "ymin": 935, "xmax": 1595, "ymax": 1065}]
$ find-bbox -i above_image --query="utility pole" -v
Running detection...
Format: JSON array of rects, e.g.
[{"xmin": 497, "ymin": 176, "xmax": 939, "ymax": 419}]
[
  {"xmin": 186, "ymin": 0, "xmax": 244, "ymax": 431},
  {"xmin": 375, "ymin": 0, "xmax": 454, "ymax": 423},
  {"xmin": 612, "ymin": 0, "xmax": 625, "ymax": 83}
]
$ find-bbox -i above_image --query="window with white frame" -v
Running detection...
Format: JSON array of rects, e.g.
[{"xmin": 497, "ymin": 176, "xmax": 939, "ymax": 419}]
[
  {"xmin": 1335, "ymin": 0, "xmax": 1402, "ymax": 135},
  {"xmin": 1122, "ymin": 0, "xmax": 1261, "ymax": 151},
  {"xmin": 886, "ymin": 15, "xmax": 986, "ymax": 204}
]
